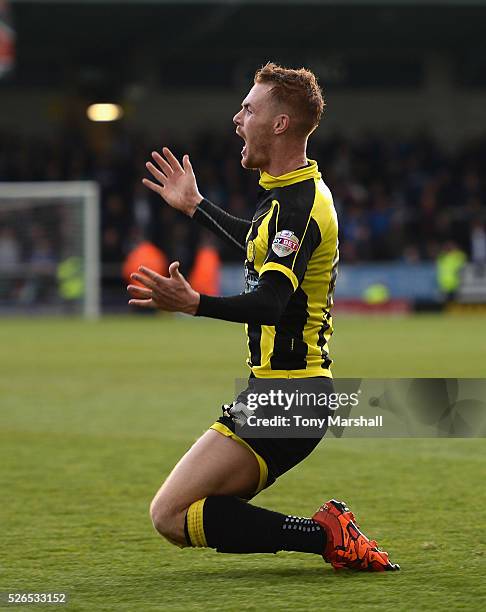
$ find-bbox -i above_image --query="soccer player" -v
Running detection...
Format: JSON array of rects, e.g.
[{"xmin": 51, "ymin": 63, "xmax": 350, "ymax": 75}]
[{"xmin": 128, "ymin": 63, "xmax": 399, "ymax": 571}]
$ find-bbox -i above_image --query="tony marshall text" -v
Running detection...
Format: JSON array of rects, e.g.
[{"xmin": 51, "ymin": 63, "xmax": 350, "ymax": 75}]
[{"xmin": 246, "ymin": 415, "xmax": 384, "ymax": 428}]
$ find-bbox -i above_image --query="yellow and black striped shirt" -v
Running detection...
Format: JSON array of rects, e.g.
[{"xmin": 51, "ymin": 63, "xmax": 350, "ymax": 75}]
[{"xmin": 244, "ymin": 160, "xmax": 338, "ymax": 378}]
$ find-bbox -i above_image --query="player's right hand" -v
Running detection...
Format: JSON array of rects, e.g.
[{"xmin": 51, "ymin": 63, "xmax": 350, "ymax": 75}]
[{"xmin": 143, "ymin": 147, "xmax": 203, "ymax": 217}]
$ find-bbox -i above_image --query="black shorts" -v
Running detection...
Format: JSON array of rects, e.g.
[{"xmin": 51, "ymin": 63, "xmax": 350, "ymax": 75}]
[{"xmin": 210, "ymin": 376, "xmax": 334, "ymax": 495}]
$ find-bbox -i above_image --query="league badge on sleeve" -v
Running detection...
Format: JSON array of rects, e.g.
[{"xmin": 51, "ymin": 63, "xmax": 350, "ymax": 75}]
[{"xmin": 272, "ymin": 230, "xmax": 300, "ymax": 258}]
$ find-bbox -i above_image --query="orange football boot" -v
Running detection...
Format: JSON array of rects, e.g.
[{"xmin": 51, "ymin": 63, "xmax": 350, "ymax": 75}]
[{"xmin": 313, "ymin": 499, "xmax": 400, "ymax": 572}]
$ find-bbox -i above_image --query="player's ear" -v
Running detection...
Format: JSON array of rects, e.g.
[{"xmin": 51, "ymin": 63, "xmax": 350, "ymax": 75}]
[{"xmin": 274, "ymin": 113, "xmax": 290, "ymax": 135}]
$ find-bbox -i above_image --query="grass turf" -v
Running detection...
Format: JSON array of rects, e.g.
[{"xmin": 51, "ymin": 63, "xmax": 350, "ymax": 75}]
[{"xmin": 1, "ymin": 314, "xmax": 485, "ymax": 611}]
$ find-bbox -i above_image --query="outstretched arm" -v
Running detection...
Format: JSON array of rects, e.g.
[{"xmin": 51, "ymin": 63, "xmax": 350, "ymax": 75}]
[
  {"xmin": 143, "ymin": 148, "xmax": 250, "ymax": 251},
  {"xmin": 193, "ymin": 199, "xmax": 250, "ymax": 252},
  {"xmin": 127, "ymin": 266, "xmax": 293, "ymax": 326},
  {"xmin": 196, "ymin": 271, "xmax": 293, "ymax": 324}
]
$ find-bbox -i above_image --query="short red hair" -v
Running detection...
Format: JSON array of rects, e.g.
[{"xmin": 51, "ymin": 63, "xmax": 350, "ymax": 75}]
[{"xmin": 254, "ymin": 62, "xmax": 325, "ymax": 137}]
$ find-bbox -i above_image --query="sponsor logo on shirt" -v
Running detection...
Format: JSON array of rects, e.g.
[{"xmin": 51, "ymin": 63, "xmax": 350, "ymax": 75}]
[{"xmin": 244, "ymin": 266, "xmax": 259, "ymax": 293}]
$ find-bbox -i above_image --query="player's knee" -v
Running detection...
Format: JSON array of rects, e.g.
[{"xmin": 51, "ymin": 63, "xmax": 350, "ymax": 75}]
[
  {"xmin": 149, "ymin": 495, "xmax": 181, "ymax": 544},
  {"xmin": 149, "ymin": 496, "xmax": 171, "ymax": 535}
]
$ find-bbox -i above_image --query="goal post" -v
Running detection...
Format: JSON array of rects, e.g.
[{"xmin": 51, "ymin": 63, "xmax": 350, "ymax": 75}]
[{"xmin": 0, "ymin": 181, "xmax": 101, "ymax": 319}]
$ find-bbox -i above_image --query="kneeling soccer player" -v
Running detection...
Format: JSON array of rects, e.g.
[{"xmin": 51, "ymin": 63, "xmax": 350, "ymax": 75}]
[{"xmin": 128, "ymin": 63, "xmax": 399, "ymax": 572}]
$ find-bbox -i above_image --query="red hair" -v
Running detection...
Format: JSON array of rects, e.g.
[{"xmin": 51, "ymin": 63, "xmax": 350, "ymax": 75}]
[{"xmin": 254, "ymin": 62, "xmax": 325, "ymax": 137}]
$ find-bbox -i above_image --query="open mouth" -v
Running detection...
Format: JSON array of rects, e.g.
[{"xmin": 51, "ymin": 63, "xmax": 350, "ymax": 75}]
[{"xmin": 236, "ymin": 129, "xmax": 246, "ymax": 156}]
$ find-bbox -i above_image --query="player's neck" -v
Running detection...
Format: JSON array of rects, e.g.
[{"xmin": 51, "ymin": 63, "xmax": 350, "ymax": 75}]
[{"xmin": 260, "ymin": 147, "xmax": 308, "ymax": 178}]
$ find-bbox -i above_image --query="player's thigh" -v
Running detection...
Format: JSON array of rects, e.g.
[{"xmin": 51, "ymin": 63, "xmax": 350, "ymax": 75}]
[{"xmin": 152, "ymin": 429, "xmax": 260, "ymax": 512}]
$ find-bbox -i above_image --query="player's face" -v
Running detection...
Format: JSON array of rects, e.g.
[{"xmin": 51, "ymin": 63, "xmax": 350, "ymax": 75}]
[{"xmin": 233, "ymin": 83, "xmax": 277, "ymax": 170}]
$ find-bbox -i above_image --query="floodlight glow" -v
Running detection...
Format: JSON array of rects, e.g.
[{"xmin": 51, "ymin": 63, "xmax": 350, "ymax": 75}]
[{"xmin": 86, "ymin": 103, "xmax": 123, "ymax": 122}]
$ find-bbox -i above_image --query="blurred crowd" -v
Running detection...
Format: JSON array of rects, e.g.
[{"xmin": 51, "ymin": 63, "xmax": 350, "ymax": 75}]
[{"xmin": 1, "ymin": 128, "xmax": 486, "ymax": 283}]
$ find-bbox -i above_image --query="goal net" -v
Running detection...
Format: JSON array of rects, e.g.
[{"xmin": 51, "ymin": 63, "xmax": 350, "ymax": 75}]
[{"xmin": 0, "ymin": 181, "xmax": 100, "ymax": 318}]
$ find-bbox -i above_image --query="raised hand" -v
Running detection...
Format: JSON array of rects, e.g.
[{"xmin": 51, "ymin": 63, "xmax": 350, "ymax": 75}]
[
  {"xmin": 143, "ymin": 147, "xmax": 203, "ymax": 217},
  {"xmin": 127, "ymin": 262, "xmax": 200, "ymax": 314}
]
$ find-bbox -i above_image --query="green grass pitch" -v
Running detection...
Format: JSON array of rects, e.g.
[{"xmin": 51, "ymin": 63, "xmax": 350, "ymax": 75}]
[{"xmin": 1, "ymin": 314, "xmax": 485, "ymax": 611}]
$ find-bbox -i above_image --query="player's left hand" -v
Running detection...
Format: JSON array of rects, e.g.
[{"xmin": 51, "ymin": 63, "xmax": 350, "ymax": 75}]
[{"xmin": 127, "ymin": 262, "xmax": 200, "ymax": 315}]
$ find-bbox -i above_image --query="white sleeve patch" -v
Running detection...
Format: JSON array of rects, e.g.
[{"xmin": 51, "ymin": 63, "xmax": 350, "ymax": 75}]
[{"xmin": 271, "ymin": 230, "xmax": 300, "ymax": 258}]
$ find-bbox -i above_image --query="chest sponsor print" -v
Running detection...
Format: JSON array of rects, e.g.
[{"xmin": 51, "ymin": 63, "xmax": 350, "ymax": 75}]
[{"xmin": 244, "ymin": 266, "xmax": 259, "ymax": 293}]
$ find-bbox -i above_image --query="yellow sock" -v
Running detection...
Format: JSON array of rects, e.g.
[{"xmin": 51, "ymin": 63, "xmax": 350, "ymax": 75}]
[{"xmin": 185, "ymin": 498, "xmax": 208, "ymax": 547}]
